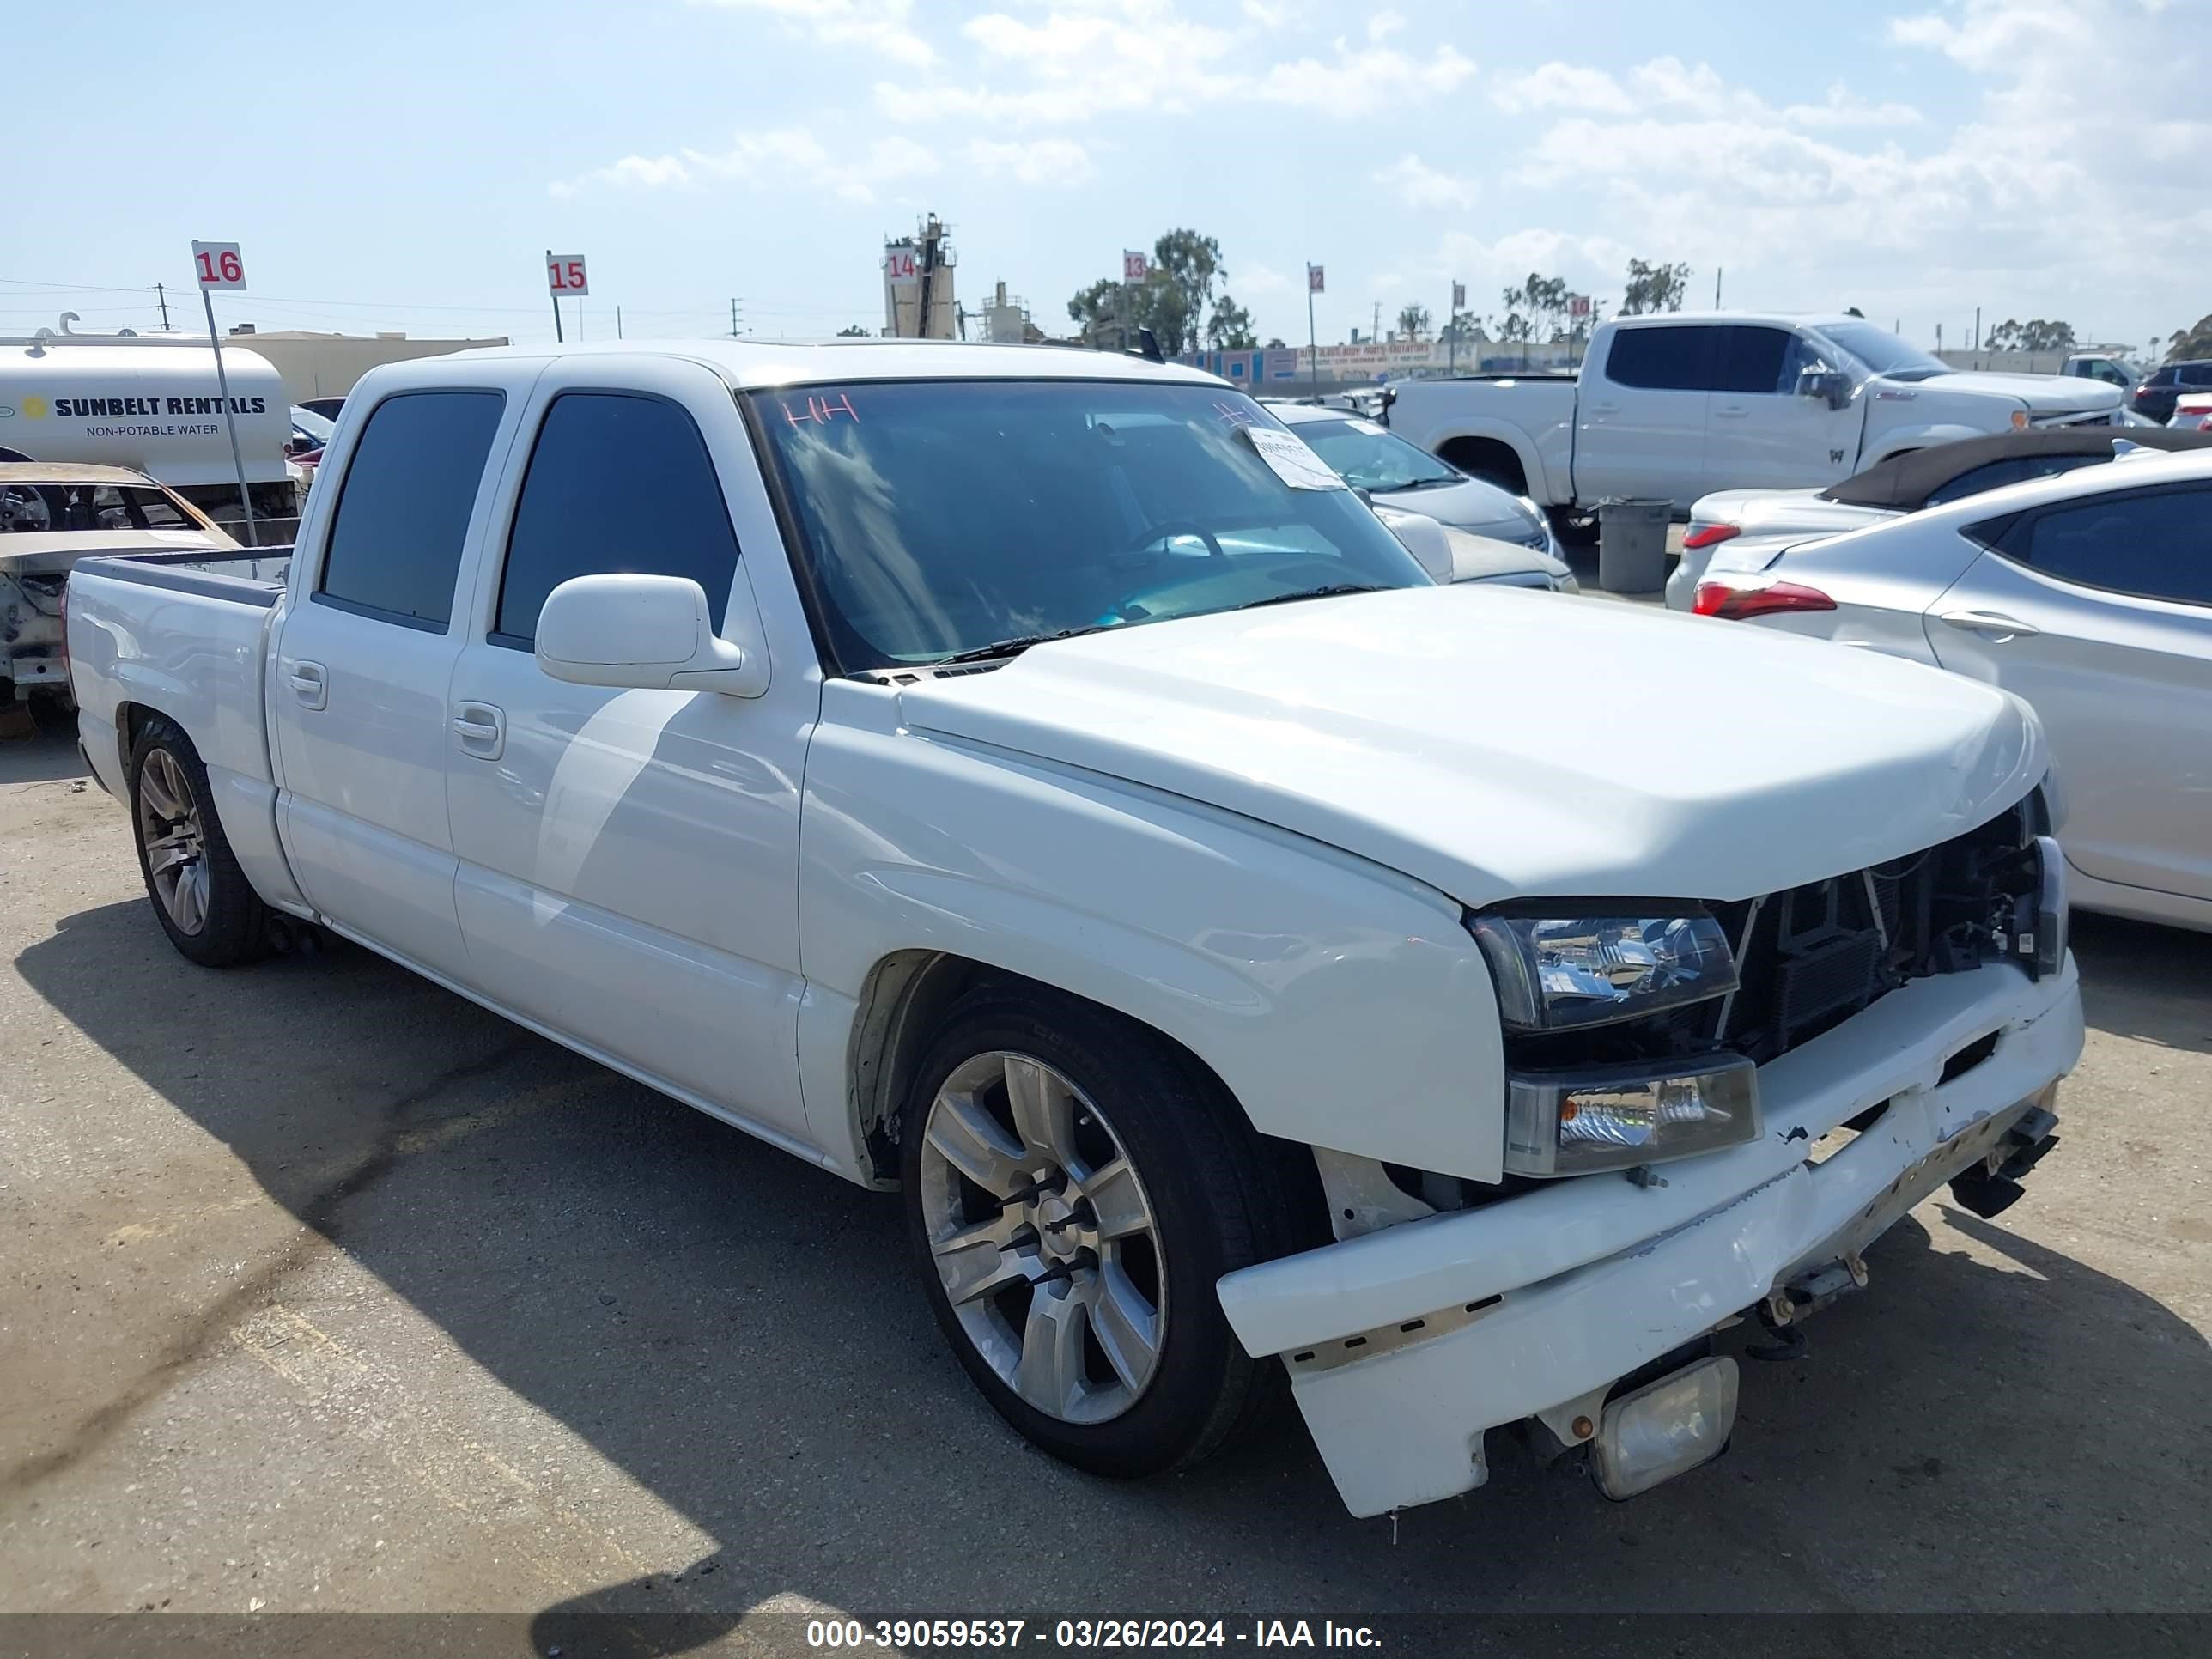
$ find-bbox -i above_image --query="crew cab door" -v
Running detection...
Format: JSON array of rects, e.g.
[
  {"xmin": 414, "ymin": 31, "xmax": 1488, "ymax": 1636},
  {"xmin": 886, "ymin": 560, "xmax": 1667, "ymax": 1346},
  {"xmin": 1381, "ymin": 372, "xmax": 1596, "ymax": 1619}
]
[
  {"xmin": 442, "ymin": 357, "xmax": 817, "ymax": 1146},
  {"xmin": 1705, "ymin": 325, "xmax": 1863, "ymax": 494},
  {"xmin": 1574, "ymin": 322, "xmax": 1716, "ymax": 509},
  {"xmin": 1928, "ymin": 481, "xmax": 2212, "ymax": 904},
  {"xmin": 270, "ymin": 380, "xmax": 520, "ymax": 980}
]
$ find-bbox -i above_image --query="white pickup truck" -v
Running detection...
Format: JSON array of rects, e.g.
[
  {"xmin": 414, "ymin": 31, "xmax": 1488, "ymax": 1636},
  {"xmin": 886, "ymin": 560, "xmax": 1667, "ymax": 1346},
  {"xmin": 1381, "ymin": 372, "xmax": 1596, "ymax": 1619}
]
[
  {"xmin": 66, "ymin": 340, "xmax": 2082, "ymax": 1518},
  {"xmin": 1383, "ymin": 312, "xmax": 2129, "ymax": 514}
]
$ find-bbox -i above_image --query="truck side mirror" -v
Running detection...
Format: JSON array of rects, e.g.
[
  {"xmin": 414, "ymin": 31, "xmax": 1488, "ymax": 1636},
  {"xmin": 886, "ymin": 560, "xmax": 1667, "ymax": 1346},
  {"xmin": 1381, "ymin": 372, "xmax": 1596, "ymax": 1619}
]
[
  {"xmin": 1796, "ymin": 368, "xmax": 1851, "ymax": 410},
  {"xmin": 536, "ymin": 573, "xmax": 769, "ymax": 697}
]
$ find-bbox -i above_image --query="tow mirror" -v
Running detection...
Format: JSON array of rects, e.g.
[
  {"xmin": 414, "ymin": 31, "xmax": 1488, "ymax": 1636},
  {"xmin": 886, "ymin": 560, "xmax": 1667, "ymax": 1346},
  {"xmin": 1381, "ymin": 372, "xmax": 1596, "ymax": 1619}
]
[{"xmin": 536, "ymin": 572, "xmax": 769, "ymax": 697}]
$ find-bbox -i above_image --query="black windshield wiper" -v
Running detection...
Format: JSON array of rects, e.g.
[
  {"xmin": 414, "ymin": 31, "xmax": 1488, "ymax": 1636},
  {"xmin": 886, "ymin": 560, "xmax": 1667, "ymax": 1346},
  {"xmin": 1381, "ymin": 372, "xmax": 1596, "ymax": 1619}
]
[
  {"xmin": 1232, "ymin": 583, "xmax": 1389, "ymax": 612},
  {"xmin": 1380, "ymin": 474, "xmax": 1461, "ymax": 491},
  {"xmin": 937, "ymin": 623, "xmax": 1121, "ymax": 665}
]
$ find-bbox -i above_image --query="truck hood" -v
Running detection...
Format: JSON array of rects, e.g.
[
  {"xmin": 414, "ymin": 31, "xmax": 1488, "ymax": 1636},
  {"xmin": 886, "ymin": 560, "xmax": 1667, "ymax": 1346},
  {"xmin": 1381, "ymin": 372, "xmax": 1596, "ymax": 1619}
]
[
  {"xmin": 1902, "ymin": 371, "xmax": 2123, "ymax": 414},
  {"xmin": 895, "ymin": 585, "xmax": 2045, "ymax": 907}
]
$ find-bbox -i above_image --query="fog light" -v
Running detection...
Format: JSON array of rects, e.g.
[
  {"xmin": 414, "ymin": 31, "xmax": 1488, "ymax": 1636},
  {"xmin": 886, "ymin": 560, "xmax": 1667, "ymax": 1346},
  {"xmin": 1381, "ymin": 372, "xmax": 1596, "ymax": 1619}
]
[
  {"xmin": 1504, "ymin": 1055, "xmax": 1759, "ymax": 1177},
  {"xmin": 1591, "ymin": 1357, "xmax": 1739, "ymax": 1499}
]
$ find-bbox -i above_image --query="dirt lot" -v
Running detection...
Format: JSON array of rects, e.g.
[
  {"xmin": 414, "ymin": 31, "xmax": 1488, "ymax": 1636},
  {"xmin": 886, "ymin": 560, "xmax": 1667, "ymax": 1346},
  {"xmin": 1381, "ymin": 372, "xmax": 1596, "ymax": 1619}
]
[{"xmin": 3, "ymin": 713, "xmax": 2209, "ymax": 1640}]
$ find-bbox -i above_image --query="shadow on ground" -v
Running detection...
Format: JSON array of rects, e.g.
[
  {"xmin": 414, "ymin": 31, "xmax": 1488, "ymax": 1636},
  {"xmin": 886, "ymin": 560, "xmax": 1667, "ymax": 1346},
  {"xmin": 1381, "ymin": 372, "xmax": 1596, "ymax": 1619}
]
[{"xmin": 10, "ymin": 895, "xmax": 2210, "ymax": 1641}]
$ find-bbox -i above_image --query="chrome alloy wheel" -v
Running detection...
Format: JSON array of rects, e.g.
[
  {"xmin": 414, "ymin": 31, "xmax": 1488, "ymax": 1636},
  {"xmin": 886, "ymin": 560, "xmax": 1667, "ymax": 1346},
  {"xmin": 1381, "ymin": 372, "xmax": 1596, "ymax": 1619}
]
[
  {"xmin": 137, "ymin": 748, "xmax": 210, "ymax": 936},
  {"xmin": 918, "ymin": 1052, "xmax": 1167, "ymax": 1425}
]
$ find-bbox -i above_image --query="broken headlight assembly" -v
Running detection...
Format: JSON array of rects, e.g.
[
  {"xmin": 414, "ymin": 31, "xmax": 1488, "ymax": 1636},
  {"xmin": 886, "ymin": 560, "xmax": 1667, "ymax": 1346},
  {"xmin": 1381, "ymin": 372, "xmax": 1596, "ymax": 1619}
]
[{"xmin": 1471, "ymin": 908, "xmax": 1761, "ymax": 1178}]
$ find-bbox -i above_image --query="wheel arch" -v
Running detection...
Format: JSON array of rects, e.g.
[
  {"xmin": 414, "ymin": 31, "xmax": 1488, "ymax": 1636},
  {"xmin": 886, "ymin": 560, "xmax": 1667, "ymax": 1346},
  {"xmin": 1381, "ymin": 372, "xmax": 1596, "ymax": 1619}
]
[{"xmin": 842, "ymin": 949, "xmax": 1248, "ymax": 1188}]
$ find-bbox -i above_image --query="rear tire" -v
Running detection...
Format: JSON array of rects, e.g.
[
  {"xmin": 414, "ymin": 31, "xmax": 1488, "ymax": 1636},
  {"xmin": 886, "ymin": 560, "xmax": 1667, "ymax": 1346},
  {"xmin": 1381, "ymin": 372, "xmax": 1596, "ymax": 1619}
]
[
  {"xmin": 901, "ymin": 983, "xmax": 1297, "ymax": 1480},
  {"xmin": 128, "ymin": 714, "xmax": 269, "ymax": 968}
]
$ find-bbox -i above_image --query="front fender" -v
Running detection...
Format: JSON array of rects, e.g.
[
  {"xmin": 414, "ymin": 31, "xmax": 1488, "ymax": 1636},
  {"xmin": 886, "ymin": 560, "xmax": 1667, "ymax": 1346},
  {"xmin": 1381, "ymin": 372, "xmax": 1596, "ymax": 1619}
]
[
  {"xmin": 1426, "ymin": 419, "xmax": 1560, "ymax": 503},
  {"xmin": 796, "ymin": 684, "xmax": 1504, "ymax": 1185},
  {"xmin": 1861, "ymin": 419, "xmax": 2004, "ymax": 465}
]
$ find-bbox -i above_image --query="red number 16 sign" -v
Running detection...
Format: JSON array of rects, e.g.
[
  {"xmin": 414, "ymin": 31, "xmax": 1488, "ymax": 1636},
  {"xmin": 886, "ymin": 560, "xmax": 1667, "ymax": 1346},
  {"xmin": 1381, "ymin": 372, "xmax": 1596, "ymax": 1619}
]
[
  {"xmin": 191, "ymin": 241, "xmax": 246, "ymax": 290},
  {"xmin": 547, "ymin": 254, "xmax": 590, "ymax": 296}
]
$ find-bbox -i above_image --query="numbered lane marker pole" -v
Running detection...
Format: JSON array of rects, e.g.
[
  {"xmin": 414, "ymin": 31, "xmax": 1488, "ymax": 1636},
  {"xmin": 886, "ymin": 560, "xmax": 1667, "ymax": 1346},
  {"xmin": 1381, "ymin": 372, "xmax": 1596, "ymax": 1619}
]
[
  {"xmin": 191, "ymin": 240, "xmax": 258, "ymax": 550},
  {"xmin": 545, "ymin": 252, "xmax": 587, "ymax": 345}
]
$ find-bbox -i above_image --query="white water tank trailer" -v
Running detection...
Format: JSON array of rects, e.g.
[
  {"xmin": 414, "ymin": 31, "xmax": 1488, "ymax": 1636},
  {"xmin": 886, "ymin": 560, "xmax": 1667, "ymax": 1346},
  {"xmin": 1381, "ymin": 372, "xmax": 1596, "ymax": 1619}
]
[{"xmin": 1, "ymin": 324, "xmax": 291, "ymax": 521}]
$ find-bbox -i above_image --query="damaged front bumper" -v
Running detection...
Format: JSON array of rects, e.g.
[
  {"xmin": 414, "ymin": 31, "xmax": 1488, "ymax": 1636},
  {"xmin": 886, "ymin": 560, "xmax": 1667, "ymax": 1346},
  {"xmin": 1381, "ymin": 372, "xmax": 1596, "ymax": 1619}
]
[{"xmin": 1215, "ymin": 957, "xmax": 2083, "ymax": 1518}]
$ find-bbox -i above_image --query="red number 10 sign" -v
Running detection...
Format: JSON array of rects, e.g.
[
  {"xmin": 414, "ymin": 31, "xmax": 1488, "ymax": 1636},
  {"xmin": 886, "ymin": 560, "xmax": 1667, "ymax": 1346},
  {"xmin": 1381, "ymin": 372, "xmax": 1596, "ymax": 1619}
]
[
  {"xmin": 547, "ymin": 255, "xmax": 590, "ymax": 296},
  {"xmin": 192, "ymin": 241, "xmax": 246, "ymax": 290}
]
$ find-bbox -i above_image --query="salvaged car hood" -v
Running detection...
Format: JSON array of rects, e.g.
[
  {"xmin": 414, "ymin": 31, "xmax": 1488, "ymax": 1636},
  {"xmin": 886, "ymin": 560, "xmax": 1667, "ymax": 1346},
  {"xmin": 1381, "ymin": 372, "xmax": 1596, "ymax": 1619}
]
[{"xmin": 896, "ymin": 585, "xmax": 2045, "ymax": 908}]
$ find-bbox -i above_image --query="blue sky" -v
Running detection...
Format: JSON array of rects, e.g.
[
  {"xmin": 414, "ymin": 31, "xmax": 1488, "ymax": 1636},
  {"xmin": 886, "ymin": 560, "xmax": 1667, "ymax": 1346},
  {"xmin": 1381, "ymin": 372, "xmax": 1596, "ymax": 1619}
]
[{"xmin": 9, "ymin": 0, "xmax": 2204, "ymax": 355}]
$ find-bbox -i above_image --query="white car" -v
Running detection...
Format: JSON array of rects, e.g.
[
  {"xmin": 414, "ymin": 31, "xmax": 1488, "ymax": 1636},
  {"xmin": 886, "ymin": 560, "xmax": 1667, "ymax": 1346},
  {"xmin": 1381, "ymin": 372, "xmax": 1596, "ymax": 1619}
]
[
  {"xmin": 1383, "ymin": 313, "xmax": 2124, "ymax": 514},
  {"xmin": 67, "ymin": 340, "xmax": 2079, "ymax": 1517},
  {"xmin": 1691, "ymin": 449, "xmax": 2212, "ymax": 933},
  {"xmin": 2170, "ymin": 392, "xmax": 2212, "ymax": 432},
  {"xmin": 1668, "ymin": 427, "xmax": 2212, "ymax": 609}
]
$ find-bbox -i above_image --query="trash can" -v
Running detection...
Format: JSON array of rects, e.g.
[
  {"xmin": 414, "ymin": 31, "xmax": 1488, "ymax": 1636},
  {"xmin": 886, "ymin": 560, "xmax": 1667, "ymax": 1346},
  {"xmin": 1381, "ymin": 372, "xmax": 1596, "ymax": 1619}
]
[{"xmin": 1597, "ymin": 498, "xmax": 1671, "ymax": 594}]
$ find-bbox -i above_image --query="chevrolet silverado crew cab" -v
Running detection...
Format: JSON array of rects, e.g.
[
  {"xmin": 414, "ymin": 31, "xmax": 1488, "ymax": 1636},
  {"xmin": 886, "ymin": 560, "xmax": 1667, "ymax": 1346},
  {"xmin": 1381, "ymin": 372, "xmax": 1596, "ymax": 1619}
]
[
  {"xmin": 67, "ymin": 340, "xmax": 2081, "ymax": 1517},
  {"xmin": 1383, "ymin": 313, "xmax": 2127, "ymax": 514}
]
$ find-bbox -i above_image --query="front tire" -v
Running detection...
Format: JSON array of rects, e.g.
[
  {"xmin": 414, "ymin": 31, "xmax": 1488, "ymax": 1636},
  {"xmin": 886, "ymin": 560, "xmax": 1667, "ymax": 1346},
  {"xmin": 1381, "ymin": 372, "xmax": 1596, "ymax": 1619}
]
[
  {"xmin": 901, "ymin": 984, "xmax": 1294, "ymax": 1480},
  {"xmin": 128, "ymin": 714, "xmax": 269, "ymax": 968}
]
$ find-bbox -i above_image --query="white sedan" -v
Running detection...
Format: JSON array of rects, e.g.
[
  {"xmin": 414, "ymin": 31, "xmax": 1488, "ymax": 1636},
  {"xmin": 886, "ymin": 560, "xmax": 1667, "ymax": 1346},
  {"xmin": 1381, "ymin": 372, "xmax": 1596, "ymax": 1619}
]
[{"xmin": 1690, "ymin": 448, "xmax": 2212, "ymax": 932}]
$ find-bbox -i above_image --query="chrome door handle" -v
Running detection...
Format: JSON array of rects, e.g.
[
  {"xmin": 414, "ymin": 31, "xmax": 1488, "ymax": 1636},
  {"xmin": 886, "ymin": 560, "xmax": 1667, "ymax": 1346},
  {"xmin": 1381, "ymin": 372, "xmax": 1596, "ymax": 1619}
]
[
  {"xmin": 288, "ymin": 661, "xmax": 327, "ymax": 710},
  {"xmin": 1939, "ymin": 609, "xmax": 2040, "ymax": 641}
]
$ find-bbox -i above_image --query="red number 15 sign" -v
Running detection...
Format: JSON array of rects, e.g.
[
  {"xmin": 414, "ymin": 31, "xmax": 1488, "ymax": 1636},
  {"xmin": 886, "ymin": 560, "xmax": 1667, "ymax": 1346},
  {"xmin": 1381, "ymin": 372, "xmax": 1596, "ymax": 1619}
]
[{"xmin": 547, "ymin": 254, "xmax": 590, "ymax": 297}]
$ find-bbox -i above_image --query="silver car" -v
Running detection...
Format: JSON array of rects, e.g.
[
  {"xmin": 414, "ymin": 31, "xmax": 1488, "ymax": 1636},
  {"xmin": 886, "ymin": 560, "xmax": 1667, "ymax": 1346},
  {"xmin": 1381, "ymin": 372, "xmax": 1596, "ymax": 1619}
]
[
  {"xmin": 1263, "ymin": 399, "xmax": 1569, "ymax": 571},
  {"xmin": 1690, "ymin": 448, "xmax": 2212, "ymax": 933}
]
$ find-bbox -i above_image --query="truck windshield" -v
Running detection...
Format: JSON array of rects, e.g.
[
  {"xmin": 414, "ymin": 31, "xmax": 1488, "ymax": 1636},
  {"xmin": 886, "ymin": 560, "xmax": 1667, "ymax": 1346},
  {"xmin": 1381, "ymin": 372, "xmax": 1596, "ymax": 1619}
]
[
  {"xmin": 1812, "ymin": 321, "xmax": 1951, "ymax": 383},
  {"xmin": 1290, "ymin": 417, "xmax": 1462, "ymax": 491},
  {"xmin": 749, "ymin": 380, "xmax": 1432, "ymax": 670}
]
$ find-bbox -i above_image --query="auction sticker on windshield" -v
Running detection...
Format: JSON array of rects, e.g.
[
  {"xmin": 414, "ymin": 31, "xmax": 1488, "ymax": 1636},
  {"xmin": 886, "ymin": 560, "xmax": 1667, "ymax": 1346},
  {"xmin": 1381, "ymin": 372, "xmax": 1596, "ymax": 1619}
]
[{"xmin": 1245, "ymin": 426, "xmax": 1345, "ymax": 490}]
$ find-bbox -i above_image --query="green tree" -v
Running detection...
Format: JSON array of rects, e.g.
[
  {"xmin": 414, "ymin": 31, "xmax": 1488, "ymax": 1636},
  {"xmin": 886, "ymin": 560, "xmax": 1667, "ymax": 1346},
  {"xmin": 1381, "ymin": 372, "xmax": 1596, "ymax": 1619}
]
[
  {"xmin": 1147, "ymin": 228, "xmax": 1224, "ymax": 356},
  {"xmin": 1395, "ymin": 302, "xmax": 1431, "ymax": 341},
  {"xmin": 2168, "ymin": 314, "xmax": 2212, "ymax": 360},
  {"xmin": 1068, "ymin": 227, "xmax": 1231, "ymax": 355},
  {"xmin": 1206, "ymin": 294, "xmax": 1257, "ymax": 350},
  {"xmin": 1496, "ymin": 273, "xmax": 1571, "ymax": 343},
  {"xmin": 1984, "ymin": 318, "xmax": 2077, "ymax": 353},
  {"xmin": 836, "ymin": 324, "xmax": 870, "ymax": 337},
  {"xmin": 1620, "ymin": 258, "xmax": 1691, "ymax": 316}
]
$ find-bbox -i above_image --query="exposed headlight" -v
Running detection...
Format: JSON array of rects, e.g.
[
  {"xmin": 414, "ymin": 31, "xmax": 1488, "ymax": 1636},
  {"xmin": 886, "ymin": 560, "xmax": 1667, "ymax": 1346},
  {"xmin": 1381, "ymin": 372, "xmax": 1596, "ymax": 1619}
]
[
  {"xmin": 1470, "ymin": 911, "xmax": 1738, "ymax": 1031},
  {"xmin": 1505, "ymin": 1055, "xmax": 1760, "ymax": 1177}
]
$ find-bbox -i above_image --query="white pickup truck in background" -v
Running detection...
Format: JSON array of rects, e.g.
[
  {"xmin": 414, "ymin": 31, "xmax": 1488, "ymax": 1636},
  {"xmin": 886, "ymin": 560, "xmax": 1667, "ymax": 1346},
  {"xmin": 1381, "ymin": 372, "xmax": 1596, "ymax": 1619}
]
[
  {"xmin": 67, "ymin": 339, "xmax": 2081, "ymax": 1518},
  {"xmin": 1383, "ymin": 313, "xmax": 2128, "ymax": 514}
]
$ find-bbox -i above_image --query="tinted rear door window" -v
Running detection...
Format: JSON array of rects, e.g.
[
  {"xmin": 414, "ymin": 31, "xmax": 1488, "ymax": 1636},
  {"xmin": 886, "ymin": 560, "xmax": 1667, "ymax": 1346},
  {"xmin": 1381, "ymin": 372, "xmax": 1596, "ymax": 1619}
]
[
  {"xmin": 495, "ymin": 392, "xmax": 740, "ymax": 646},
  {"xmin": 317, "ymin": 391, "xmax": 506, "ymax": 630},
  {"xmin": 1604, "ymin": 325, "xmax": 1717, "ymax": 391},
  {"xmin": 1712, "ymin": 326, "xmax": 1794, "ymax": 395},
  {"xmin": 2002, "ymin": 484, "xmax": 2212, "ymax": 605}
]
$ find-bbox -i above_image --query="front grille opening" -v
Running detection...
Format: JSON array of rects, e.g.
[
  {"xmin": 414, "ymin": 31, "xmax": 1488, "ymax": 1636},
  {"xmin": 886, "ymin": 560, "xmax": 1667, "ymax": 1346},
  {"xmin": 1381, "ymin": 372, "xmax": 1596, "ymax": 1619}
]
[
  {"xmin": 1940, "ymin": 1030, "xmax": 2002, "ymax": 1084},
  {"xmin": 1500, "ymin": 794, "xmax": 2045, "ymax": 1079}
]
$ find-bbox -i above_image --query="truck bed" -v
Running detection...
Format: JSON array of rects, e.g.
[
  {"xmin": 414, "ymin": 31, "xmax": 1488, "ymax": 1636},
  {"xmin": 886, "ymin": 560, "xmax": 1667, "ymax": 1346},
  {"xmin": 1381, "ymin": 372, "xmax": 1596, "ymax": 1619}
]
[{"xmin": 68, "ymin": 549, "xmax": 303, "ymax": 914}]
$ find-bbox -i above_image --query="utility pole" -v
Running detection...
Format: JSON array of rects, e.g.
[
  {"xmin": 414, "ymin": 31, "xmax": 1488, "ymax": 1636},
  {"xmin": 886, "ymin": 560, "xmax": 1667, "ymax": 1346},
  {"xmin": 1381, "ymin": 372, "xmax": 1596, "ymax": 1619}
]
[
  {"xmin": 155, "ymin": 283, "xmax": 171, "ymax": 330},
  {"xmin": 730, "ymin": 297, "xmax": 742, "ymax": 337},
  {"xmin": 1972, "ymin": 306, "xmax": 1981, "ymax": 355},
  {"xmin": 617, "ymin": 305, "xmax": 623, "ymax": 340},
  {"xmin": 1714, "ymin": 267, "xmax": 1723, "ymax": 309},
  {"xmin": 1371, "ymin": 301, "xmax": 1381, "ymax": 343}
]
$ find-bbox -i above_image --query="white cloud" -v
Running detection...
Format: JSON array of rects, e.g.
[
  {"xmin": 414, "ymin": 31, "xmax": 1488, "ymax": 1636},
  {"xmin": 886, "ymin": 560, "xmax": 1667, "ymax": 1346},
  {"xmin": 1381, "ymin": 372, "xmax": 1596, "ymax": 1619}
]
[
  {"xmin": 689, "ymin": 0, "xmax": 934, "ymax": 67},
  {"xmin": 1366, "ymin": 8, "xmax": 1405, "ymax": 42},
  {"xmin": 1255, "ymin": 40, "xmax": 1476, "ymax": 116},
  {"xmin": 1375, "ymin": 153, "xmax": 1479, "ymax": 210},
  {"xmin": 550, "ymin": 127, "xmax": 937, "ymax": 204},
  {"xmin": 963, "ymin": 136, "xmax": 1097, "ymax": 185},
  {"xmin": 1238, "ymin": 261, "xmax": 1294, "ymax": 295},
  {"xmin": 1489, "ymin": 61, "xmax": 1634, "ymax": 116},
  {"xmin": 1783, "ymin": 84, "xmax": 1925, "ymax": 129}
]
